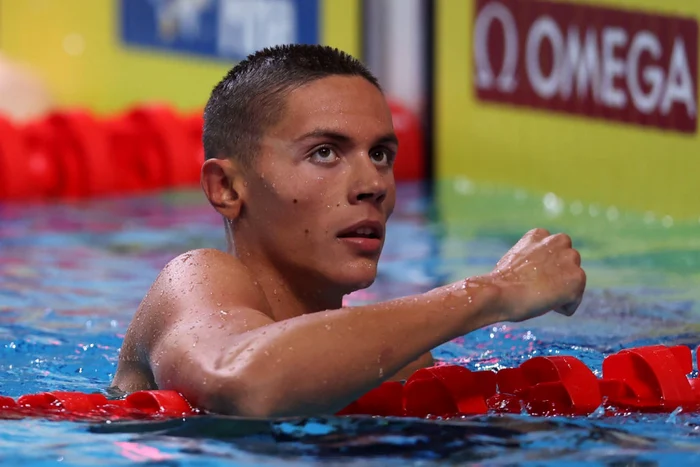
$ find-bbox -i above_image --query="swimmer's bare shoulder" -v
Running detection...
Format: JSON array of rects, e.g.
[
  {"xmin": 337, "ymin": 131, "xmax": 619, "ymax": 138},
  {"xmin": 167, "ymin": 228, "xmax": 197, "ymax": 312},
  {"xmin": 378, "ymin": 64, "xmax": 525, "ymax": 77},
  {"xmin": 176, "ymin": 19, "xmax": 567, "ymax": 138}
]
[
  {"xmin": 112, "ymin": 248, "xmax": 274, "ymax": 393},
  {"xmin": 113, "ymin": 248, "xmax": 431, "ymax": 395}
]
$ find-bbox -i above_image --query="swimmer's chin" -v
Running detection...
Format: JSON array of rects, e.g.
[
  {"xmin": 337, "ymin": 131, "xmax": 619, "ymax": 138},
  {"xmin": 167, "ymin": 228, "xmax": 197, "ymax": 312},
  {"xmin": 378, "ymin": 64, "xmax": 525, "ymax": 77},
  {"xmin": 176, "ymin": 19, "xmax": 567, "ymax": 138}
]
[
  {"xmin": 330, "ymin": 260, "xmax": 380, "ymax": 293},
  {"xmin": 338, "ymin": 276, "xmax": 377, "ymax": 295}
]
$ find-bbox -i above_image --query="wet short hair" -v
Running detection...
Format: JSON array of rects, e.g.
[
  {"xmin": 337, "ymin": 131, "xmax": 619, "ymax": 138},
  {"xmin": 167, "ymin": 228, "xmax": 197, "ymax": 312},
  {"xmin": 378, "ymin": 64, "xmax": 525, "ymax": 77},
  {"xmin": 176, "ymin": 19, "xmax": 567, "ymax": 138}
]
[{"xmin": 203, "ymin": 44, "xmax": 381, "ymax": 166}]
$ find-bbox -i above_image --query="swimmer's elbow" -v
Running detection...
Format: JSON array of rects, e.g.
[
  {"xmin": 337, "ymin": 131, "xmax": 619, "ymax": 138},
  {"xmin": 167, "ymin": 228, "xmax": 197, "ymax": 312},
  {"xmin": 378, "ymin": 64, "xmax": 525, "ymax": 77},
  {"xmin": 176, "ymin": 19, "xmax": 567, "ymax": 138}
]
[{"xmin": 193, "ymin": 365, "xmax": 287, "ymax": 419}]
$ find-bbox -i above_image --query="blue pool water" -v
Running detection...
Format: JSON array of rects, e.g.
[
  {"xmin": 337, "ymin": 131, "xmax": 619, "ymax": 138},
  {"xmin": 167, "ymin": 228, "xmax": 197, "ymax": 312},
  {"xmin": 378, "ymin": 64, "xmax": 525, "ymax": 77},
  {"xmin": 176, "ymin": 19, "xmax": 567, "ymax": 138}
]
[{"xmin": 2, "ymin": 180, "xmax": 700, "ymax": 465}]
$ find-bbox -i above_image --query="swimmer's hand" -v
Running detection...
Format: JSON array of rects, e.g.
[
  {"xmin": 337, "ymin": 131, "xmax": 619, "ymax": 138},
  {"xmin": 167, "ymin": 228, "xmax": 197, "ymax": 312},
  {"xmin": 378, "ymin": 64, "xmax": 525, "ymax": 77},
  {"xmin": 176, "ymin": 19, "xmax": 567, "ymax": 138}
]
[{"xmin": 480, "ymin": 228, "xmax": 586, "ymax": 323}]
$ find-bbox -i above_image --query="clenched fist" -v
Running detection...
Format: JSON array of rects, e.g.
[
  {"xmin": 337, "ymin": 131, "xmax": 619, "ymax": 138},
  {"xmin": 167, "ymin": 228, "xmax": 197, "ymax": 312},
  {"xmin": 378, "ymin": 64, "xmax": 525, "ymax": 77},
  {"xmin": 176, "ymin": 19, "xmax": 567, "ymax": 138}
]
[{"xmin": 485, "ymin": 228, "xmax": 586, "ymax": 323}]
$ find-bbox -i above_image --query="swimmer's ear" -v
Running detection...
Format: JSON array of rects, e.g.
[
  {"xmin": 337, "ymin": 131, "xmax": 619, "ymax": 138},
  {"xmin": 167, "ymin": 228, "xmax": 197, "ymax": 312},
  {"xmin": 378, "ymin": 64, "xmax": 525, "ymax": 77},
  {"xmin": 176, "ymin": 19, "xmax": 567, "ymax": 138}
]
[{"xmin": 201, "ymin": 158, "xmax": 246, "ymax": 220}]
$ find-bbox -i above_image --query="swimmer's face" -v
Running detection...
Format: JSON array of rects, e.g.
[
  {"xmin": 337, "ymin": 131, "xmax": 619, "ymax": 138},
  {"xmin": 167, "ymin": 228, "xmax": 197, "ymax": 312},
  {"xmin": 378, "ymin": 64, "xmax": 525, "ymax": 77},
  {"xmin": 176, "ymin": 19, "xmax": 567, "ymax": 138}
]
[{"xmin": 243, "ymin": 75, "xmax": 397, "ymax": 294}]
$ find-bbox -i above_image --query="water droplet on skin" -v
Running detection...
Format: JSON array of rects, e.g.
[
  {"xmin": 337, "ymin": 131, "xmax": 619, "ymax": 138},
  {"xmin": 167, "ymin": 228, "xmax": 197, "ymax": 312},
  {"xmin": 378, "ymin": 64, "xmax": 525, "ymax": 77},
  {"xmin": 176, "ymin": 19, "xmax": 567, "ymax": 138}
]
[
  {"xmin": 325, "ymin": 324, "xmax": 332, "ymax": 331},
  {"xmin": 379, "ymin": 368, "xmax": 384, "ymax": 378}
]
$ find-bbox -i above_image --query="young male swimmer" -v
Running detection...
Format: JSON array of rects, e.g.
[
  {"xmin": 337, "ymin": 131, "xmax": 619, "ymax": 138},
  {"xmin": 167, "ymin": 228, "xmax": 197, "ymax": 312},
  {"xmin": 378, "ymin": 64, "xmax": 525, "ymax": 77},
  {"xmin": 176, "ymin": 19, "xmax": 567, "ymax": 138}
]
[{"xmin": 112, "ymin": 44, "xmax": 586, "ymax": 418}]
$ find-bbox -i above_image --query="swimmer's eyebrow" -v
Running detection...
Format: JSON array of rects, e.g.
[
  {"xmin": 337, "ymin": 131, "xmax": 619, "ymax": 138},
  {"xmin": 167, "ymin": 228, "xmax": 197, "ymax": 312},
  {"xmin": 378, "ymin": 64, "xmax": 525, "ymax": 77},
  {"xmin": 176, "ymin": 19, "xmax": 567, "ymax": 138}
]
[{"xmin": 294, "ymin": 129, "xmax": 399, "ymax": 147}]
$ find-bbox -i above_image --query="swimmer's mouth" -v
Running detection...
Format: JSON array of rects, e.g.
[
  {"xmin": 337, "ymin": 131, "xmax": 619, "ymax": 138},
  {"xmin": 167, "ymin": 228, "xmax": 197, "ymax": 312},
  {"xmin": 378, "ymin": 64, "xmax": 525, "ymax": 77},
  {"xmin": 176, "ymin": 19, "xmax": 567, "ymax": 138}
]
[{"xmin": 337, "ymin": 221, "xmax": 383, "ymax": 240}]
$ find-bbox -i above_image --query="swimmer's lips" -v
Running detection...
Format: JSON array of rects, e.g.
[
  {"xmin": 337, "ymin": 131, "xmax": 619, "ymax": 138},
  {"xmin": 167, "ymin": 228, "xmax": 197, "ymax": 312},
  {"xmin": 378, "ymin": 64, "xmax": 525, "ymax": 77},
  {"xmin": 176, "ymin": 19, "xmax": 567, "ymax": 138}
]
[{"xmin": 336, "ymin": 220, "xmax": 384, "ymax": 254}]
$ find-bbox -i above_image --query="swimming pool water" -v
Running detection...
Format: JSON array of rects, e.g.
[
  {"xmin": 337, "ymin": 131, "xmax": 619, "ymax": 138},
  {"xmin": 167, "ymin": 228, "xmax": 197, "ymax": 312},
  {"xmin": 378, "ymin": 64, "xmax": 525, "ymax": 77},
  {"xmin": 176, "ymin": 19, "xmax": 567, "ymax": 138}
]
[{"xmin": 2, "ymin": 180, "xmax": 700, "ymax": 465}]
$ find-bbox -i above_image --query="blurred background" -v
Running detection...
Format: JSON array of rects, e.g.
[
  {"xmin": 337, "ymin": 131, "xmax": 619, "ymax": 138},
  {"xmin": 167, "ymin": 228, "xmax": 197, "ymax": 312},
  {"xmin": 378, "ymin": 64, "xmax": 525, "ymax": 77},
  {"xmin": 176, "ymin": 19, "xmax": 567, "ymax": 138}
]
[{"xmin": 1, "ymin": 0, "xmax": 698, "ymax": 219}]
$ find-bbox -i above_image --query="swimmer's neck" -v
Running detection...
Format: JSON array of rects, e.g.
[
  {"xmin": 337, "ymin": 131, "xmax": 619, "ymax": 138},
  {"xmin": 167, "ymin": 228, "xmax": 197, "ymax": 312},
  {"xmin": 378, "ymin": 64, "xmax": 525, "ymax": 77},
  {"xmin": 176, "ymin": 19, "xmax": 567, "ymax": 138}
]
[{"xmin": 229, "ymin": 241, "xmax": 345, "ymax": 321}]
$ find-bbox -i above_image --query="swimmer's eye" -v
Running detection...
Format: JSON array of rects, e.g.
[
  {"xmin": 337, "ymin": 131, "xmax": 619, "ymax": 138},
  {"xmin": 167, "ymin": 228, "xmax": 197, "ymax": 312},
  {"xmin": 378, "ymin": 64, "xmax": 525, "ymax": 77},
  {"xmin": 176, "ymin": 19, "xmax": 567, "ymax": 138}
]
[
  {"xmin": 309, "ymin": 146, "xmax": 339, "ymax": 165},
  {"xmin": 370, "ymin": 147, "xmax": 395, "ymax": 167}
]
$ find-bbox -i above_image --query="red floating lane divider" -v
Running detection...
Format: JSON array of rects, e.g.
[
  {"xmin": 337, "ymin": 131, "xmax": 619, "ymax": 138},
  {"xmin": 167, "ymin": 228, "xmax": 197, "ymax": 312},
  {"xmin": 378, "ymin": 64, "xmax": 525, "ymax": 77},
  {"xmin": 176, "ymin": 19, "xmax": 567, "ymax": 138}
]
[
  {"xmin": 520, "ymin": 356, "xmax": 602, "ymax": 416},
  {"xmin": 0, "ymin": 396, "xmax": 17, "ymax": 408},
  {"xmin": 3, "ymin": 345, "xmax": 700, "ymax": 421},
  {"xmin": 602, "ymin": 345, "xmax": 696, "ymax": 412},
  {"xmin": 1, "ymin": 390, "xmax": 195, "ymax": 421},
  {"xmin": 126, "ymin": 390, "xmax": 196, "ymax": 417},
  {"xmin": 48, "ymin": 111, "xmax": 117, "ymax": 198},
  {"xmin": 387, "ymin": 100, "xmax": 425, "ymax": 182},
  {"xmin": 0, "ymin": 99, "xmax": 424, "ymax": 201},
  {"xmin": 0, "ymin": 117, "xmax": 25, "ymax": 199},
  {"xmin": 127, "ymin": 105, "xmax": 193, "ymax": 189},
  {"xmin": 337, "ymin": 381, "xmax": 405, "ymax": 417}
]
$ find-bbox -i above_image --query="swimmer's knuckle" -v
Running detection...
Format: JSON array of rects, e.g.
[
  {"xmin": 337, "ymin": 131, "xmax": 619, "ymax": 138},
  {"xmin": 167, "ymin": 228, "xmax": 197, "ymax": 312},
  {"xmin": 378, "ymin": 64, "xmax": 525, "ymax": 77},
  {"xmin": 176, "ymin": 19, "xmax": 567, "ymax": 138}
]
[
  {"xmin": 528, "ymin": 228, "xmax": 549, "ymax": 238},
  {"xmin": 548, "ymin": 233, "xmax": 571, "ymax": 246},
  {"xmin": 568, "ymin": 249, "xmax": 581, "ymax": 262}
]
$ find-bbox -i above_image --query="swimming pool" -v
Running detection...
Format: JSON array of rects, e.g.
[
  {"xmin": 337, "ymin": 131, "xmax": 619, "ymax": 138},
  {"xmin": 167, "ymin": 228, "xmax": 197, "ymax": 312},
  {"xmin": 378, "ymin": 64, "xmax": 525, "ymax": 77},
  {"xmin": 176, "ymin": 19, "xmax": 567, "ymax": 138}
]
[{"xmin": 2, "ymin": 179, "xmax": 700, "ymax": 465}]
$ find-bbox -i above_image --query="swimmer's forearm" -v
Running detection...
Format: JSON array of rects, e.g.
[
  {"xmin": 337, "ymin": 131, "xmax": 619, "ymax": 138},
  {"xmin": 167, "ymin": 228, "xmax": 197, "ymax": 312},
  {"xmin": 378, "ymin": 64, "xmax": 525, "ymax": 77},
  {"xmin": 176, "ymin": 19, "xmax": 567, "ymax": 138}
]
[{"xmin": 212, "ymin": 278, "xmax": 500, "ymax": 417}]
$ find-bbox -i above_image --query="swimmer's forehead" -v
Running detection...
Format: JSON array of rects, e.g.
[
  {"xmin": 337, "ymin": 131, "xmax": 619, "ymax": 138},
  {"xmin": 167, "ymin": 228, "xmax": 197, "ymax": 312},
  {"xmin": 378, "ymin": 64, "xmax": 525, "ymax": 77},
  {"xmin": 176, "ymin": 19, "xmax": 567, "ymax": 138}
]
[{"xmin": 265, "ymin": 76, "xmax": 396, "ymax": 146}]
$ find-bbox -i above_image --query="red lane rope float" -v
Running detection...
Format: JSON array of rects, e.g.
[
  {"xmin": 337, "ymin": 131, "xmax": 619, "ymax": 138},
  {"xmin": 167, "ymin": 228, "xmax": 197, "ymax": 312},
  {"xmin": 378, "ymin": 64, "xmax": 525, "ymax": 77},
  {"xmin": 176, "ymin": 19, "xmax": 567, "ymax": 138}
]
[
  {"xmin": 3, "ymin": 344, "xmax": 700, "ymax": 421},
  {"xmin": 0, "ymin": 390, "xmax": 197, "ymax": 422},
  {"xmin": 0, "ymin": 100, "xmax": 424, "ymax": 201}
]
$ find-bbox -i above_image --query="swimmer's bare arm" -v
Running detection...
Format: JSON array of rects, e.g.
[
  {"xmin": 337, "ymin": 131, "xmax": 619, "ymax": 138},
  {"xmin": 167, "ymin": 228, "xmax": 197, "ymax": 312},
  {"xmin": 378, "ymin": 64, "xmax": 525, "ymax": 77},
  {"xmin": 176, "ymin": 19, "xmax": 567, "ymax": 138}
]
[{"xmin": 120, "ymin": 228, "xmax": 584, "ymax": 418}]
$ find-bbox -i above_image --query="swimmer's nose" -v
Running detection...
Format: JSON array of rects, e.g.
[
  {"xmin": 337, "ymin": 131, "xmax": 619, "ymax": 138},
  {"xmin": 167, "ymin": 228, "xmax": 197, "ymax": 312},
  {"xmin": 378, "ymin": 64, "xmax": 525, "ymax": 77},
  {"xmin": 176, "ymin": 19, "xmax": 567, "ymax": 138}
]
[{"xmin": 348, "ymin": 159, "xmax": 388, "ymax": 205}]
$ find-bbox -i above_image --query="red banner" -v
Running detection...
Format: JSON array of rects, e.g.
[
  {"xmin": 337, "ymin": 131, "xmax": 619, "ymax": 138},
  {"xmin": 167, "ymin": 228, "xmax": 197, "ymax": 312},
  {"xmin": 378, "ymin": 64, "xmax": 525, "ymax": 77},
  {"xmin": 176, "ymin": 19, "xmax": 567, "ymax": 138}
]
[{"xmin": 473, "ymin": 0, "xmax": 699, "ymax": 133}]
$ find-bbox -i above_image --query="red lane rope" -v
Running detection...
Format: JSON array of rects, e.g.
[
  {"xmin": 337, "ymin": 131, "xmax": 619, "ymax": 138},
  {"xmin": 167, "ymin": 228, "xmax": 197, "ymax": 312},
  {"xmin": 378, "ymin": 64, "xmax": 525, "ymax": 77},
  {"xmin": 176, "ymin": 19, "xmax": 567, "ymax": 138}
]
[{"xmin": 3, "ymin": 344, "xmax": 699, "ymax": 421}]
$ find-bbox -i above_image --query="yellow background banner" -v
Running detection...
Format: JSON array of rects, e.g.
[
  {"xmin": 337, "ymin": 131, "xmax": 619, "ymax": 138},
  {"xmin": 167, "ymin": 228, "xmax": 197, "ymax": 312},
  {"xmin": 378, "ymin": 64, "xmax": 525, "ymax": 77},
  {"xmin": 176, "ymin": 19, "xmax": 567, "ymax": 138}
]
[
  {"xmin": 0, "ymin": 0, "xmax": 360, "ymax": 115},
  {"xmin": 436, "ymin": 0, "xmax": 700, "ymax": 219}
]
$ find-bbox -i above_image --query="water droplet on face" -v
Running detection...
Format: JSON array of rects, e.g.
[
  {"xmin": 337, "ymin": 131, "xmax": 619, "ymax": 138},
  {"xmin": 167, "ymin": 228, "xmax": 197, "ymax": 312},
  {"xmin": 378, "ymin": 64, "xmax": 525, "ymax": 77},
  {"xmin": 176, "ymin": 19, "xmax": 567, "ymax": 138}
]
[
  {"xmin": 325, "ymin": 324, "xmax": 332, "ymax": 331},
  {"xmin": 378, "ymin": 367, "xmax": 384, "ymax": 378}
]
